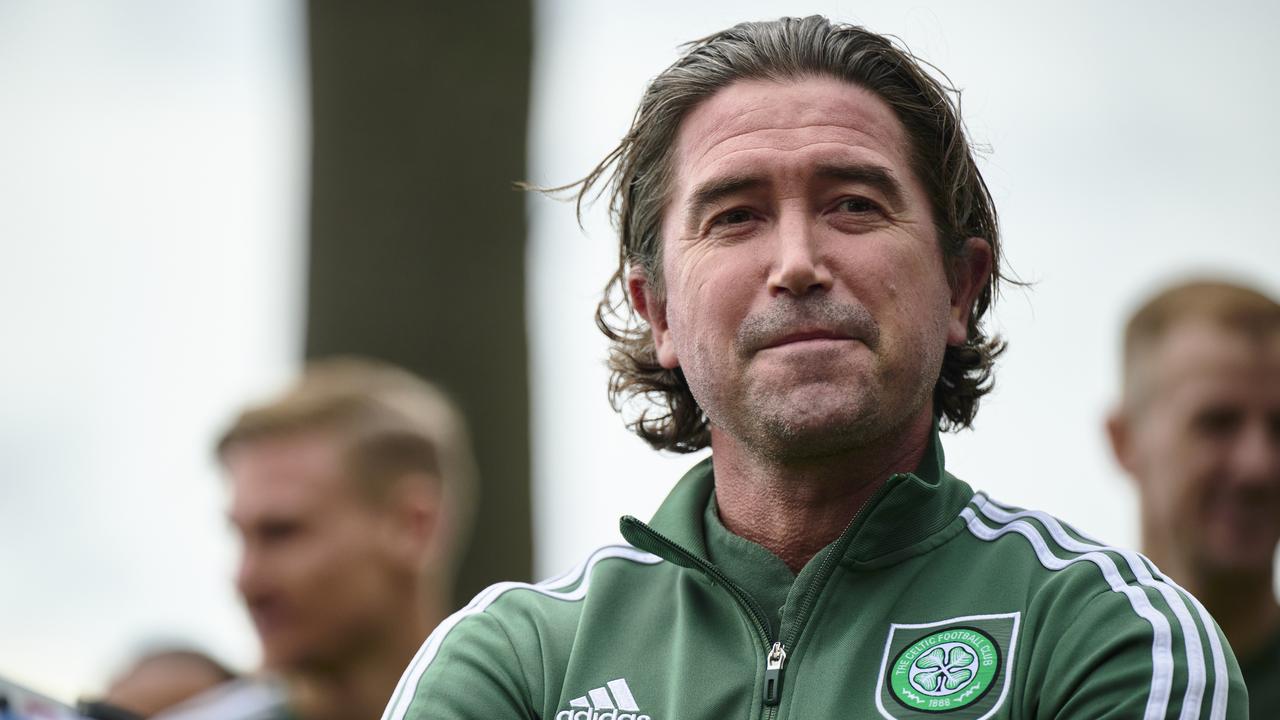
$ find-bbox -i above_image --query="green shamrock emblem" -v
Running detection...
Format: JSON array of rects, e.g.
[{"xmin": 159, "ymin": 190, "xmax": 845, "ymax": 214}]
[{"xmin": 909, "ymin": 643, "xmax": 978, "ymax": 695}]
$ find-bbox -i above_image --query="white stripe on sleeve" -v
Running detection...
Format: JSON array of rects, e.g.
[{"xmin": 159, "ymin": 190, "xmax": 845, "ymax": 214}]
[{"xmin": 381, "ymin": 544, "xmax": 661, "ymax": 720}]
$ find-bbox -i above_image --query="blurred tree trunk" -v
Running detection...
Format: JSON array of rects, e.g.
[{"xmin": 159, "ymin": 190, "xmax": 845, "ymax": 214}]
[{"xmin": 305, "ymin": 1, "xmax": 532, "ymax": 607}]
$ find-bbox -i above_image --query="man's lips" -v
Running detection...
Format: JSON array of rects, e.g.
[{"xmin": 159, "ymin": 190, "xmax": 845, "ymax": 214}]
[
  {"xmin": 734, "ymin": 299, "xmax": 880, "ymax": 356},
  {"xmin": 246, "ymin": 597, "xmax": 291, "ymax": 634},
  {"xmin": 760, "ymin": 329, "xmax": 856, "ymax": 350}
]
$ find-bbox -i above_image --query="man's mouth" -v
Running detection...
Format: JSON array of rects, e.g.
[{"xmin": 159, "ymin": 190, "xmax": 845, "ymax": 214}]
[
  {"xmin": 735, "ymin": 298, "xmax": 879, "ymax": 357},
  {"xmin": 761, "ymin": 329, "xmax": 856, "ymax": 350},
  {"xmin": 247, "ymin": 597, "xmax": 290, "ymax": 634}
]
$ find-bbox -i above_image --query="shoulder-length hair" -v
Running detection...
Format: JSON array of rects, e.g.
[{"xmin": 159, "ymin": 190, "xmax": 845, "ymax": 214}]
[{"xmin": 567, "ymin": 16, "xmax": 1007, "ymax": 452}]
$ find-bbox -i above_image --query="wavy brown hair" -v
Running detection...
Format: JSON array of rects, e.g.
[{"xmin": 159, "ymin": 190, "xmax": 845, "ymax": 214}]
[{"xmin": 567, "ymin": 16, "xmax": 1006, "ymax": 452}]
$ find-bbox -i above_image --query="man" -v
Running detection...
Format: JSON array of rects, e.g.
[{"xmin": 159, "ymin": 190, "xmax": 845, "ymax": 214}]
[
  {"xmin": 386, "ymin": 16, "xmax": 1246, "ymax": 719},
  {"xmin": 1108, "ymin": 280, "xmax": 1280, "ymax": 718},
  {"xmin": 219, "ymin": 357, "xmax": 476, "ymax": 720},
  {"xmin": 78, "ymin": 648, "xmax": 235, "ymax": 719}
]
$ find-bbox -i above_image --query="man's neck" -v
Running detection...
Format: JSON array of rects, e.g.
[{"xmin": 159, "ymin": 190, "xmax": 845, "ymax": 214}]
[
  {"xmin": 712, "ymin": 410, "xmax": 933, "ymax": 573},
  {"xmin": 287, "ymin": 597, "xmax": 444, "ymax": 720},
  {"xmin": 1144, "ymin": 543, "xmax": 1280, "ymax": 664}
]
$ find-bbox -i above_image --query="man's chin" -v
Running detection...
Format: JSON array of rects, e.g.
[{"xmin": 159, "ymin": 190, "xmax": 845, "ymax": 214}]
[
  {"xmin": 1196, "ymin": 538, "xmax": 1280, "ymax": 580},
  {"xmin": 261, "ymin": 642, "xmax": 319, "ymax": 673},
  {"xmin": 750, "ymin": 405, "xmax": 884, "ymax": 460}
]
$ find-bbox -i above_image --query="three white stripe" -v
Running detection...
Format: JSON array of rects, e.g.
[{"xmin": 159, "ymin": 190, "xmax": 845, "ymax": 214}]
[
  {"xmin": 381, "ymin": 545, "xmax": 662, "ymax": 720},
  {"xmin": 571, "ymin": 678, "xmax": 641, "ymax": 711},
  {"xmin": 963, "ymin": 493, "xmax": 1228, "ymax": 720}
]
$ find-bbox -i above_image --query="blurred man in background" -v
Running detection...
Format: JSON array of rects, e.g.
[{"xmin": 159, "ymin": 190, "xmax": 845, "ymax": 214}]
[
  {"xmin": 78, "ymin": 648, "xmax": 235, "ymax": 720},
  {"xmin": 1108, "ymin": 279, "xmax": 1280, "ymax": 717},
  {"xmin": 218, "ymin": 357, "xmax": 477, "ymax": 720}
]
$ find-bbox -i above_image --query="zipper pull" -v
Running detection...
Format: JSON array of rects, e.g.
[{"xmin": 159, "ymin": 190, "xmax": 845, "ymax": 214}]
[{"xmin": 763, "ymin": 641, "xmax": 787, "ymax": 706}]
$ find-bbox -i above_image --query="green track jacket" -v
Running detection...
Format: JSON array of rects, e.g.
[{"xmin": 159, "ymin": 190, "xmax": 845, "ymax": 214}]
[{"xmin": 383, "ymin": 432, "xmax": 1247, "ymax": 719}]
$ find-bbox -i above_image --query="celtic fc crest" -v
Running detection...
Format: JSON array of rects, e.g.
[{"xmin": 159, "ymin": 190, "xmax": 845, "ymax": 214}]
[{"xmin": 875, "ymin": 613, "xmax": 1020, "ymax": 719}]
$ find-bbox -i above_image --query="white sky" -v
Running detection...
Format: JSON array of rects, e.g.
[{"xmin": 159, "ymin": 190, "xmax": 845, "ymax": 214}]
[
  {"xmin": 0, "ymin": 0, "xmax": 306, "ymax": 702},
  {"xmin": 2, "ymin": 0, "xmax": 1278, "ymax": 703}
]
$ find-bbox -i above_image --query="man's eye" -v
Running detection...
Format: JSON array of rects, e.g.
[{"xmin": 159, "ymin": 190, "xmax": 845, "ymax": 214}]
[
  {"xmin": 715, "ymin": 208, "xmax": 753, "ymax": 225},
  {"xmin": 838, "ymin": 197, "xmax": 880, "ymax": 213},
  {"xmin": 1194, "ymin": 407, "xmax": 1242, "ymax": 438},
  {"xmin": 260, "ymin": 521, "xmax": 302, "ymax": 542}
]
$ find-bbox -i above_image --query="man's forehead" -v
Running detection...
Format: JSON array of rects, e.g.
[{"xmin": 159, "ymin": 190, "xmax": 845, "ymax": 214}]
[
  {"xmin": 1143, "ymin": 321, "xmax": 1280, "ymax": 399},
  {"xmin": 226, "ymin": 432, "xmax": 351, "ymax": 512},
  {"xmin": 672, "ymin": 76, "xmax": 910, "ymax": 180}
]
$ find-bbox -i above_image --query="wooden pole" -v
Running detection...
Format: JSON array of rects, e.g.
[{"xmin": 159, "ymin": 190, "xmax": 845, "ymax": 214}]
[{"xmin": 305, "ymin": 0, "xmax": 533, "ymax": 606}]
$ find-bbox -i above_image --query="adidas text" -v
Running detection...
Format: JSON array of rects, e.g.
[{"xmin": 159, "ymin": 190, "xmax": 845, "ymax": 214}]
[{"xmin": 552, "ymin": 707, "xmax": 650, "ymax": 712}]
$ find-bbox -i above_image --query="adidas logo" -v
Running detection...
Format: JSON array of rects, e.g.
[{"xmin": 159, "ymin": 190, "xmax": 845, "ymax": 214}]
[{"xmin": 555, "ymin": 678, "xmax": 652, "ymax": 720}]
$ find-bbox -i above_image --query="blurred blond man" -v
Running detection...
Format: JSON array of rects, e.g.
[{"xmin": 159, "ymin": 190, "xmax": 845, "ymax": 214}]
[
  {"xmin": 218, "ymin": 357, "xmax": 476, "ymax": 720},
  {"xmin": 1108, "ymin": 280, "xmax": 1280, "ymax": 717}
]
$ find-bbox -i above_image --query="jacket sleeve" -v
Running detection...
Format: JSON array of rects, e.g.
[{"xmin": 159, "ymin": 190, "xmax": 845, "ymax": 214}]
[
  {"xmin": 381, "ymin": 610, "xmax": 537, "ymax": 720},
  {"xmin": 1031, "ymin": 584, "xmax": 1248, "ymax": 719}
]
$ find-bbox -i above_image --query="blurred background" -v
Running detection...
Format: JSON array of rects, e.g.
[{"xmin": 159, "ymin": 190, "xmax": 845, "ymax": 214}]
[{"xmin": 2, "ymin": 0, "xmax": 1277, "ymax": 703}]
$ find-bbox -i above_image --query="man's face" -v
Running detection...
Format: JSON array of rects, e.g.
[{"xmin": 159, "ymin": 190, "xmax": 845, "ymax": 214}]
[
  {"xmin": 227, "ymin": 432, "xmax": 409, "ymax": 671},
  {"xmin": 636, "ymin": 76, "xmax": 986, "ymax": 459},
  {"xmin": 1120, "ymin": 323, "xmax": 1280, "ymax": 577}
]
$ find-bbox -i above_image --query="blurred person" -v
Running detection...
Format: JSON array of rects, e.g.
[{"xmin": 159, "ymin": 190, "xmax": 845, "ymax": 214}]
[
  {"xmin": 219, "ymin": 357, "xmax": 476, "ymax": 720},
  {"xmin": 77, "ymin": 648, "xmax": 235, "ymax": 719},
  {"xmin": 1108, "ymin": 280, "xmax": 1280, "ymax": 717},
  {"xmin": 386, "ymin": 16, "xmax": 1245, "ymax": 720}
]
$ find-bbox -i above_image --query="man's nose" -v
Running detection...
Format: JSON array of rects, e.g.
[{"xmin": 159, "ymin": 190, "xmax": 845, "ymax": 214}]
[
  {"xmin": 767, "ymin": 214, "xmax": 832, "ymax": 296},
  {"xmin": 1229, "ymin": 418, "xmax": 1280, "ymax": 487},
  {"xmin": 236, "ymin": 546, "xmax": 263, "ymax": 598}
]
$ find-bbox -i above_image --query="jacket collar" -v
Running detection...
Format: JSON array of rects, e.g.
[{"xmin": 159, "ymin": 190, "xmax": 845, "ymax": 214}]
[{"xmin": 620, "ymin": 421, "xmax": 973, "ymax": 568}]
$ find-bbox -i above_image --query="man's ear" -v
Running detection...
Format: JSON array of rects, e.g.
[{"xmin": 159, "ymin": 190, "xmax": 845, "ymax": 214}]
[
  {"xmin": 946, "ymin": 238, "xmax": 994, "ymax": 346},
  {"xmin": 381, "ymin": 474, "xmax": 441, "ymax": 571},
  {"xmin": 1106, "ymin": 408, "xmax": 1139, "ymax": 478},
  {"xmin": 628, "ymin": 267, "xmax": 680, "ymax": 369}
]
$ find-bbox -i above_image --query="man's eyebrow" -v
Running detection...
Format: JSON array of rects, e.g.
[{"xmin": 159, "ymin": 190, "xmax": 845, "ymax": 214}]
[
  {"xmin": 685, "ymin": 174, "xmax": 768, "ymax": 227},
  {"xmin": 683, "ymin": 165, "xmax": 906, "ymax": 228},
  {"xmin": 815, "ymin": 163, "xmax": 905, "ymax": 209}
]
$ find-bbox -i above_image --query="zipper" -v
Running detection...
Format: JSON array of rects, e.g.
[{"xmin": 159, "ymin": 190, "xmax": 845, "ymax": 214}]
[
  {"xmin": 763, "ymin": 641, "xmax": 787, "ymax": 704},
  {"xmin": 764, "ymin": 477, "xmax": 898, "ymax": 716}
]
